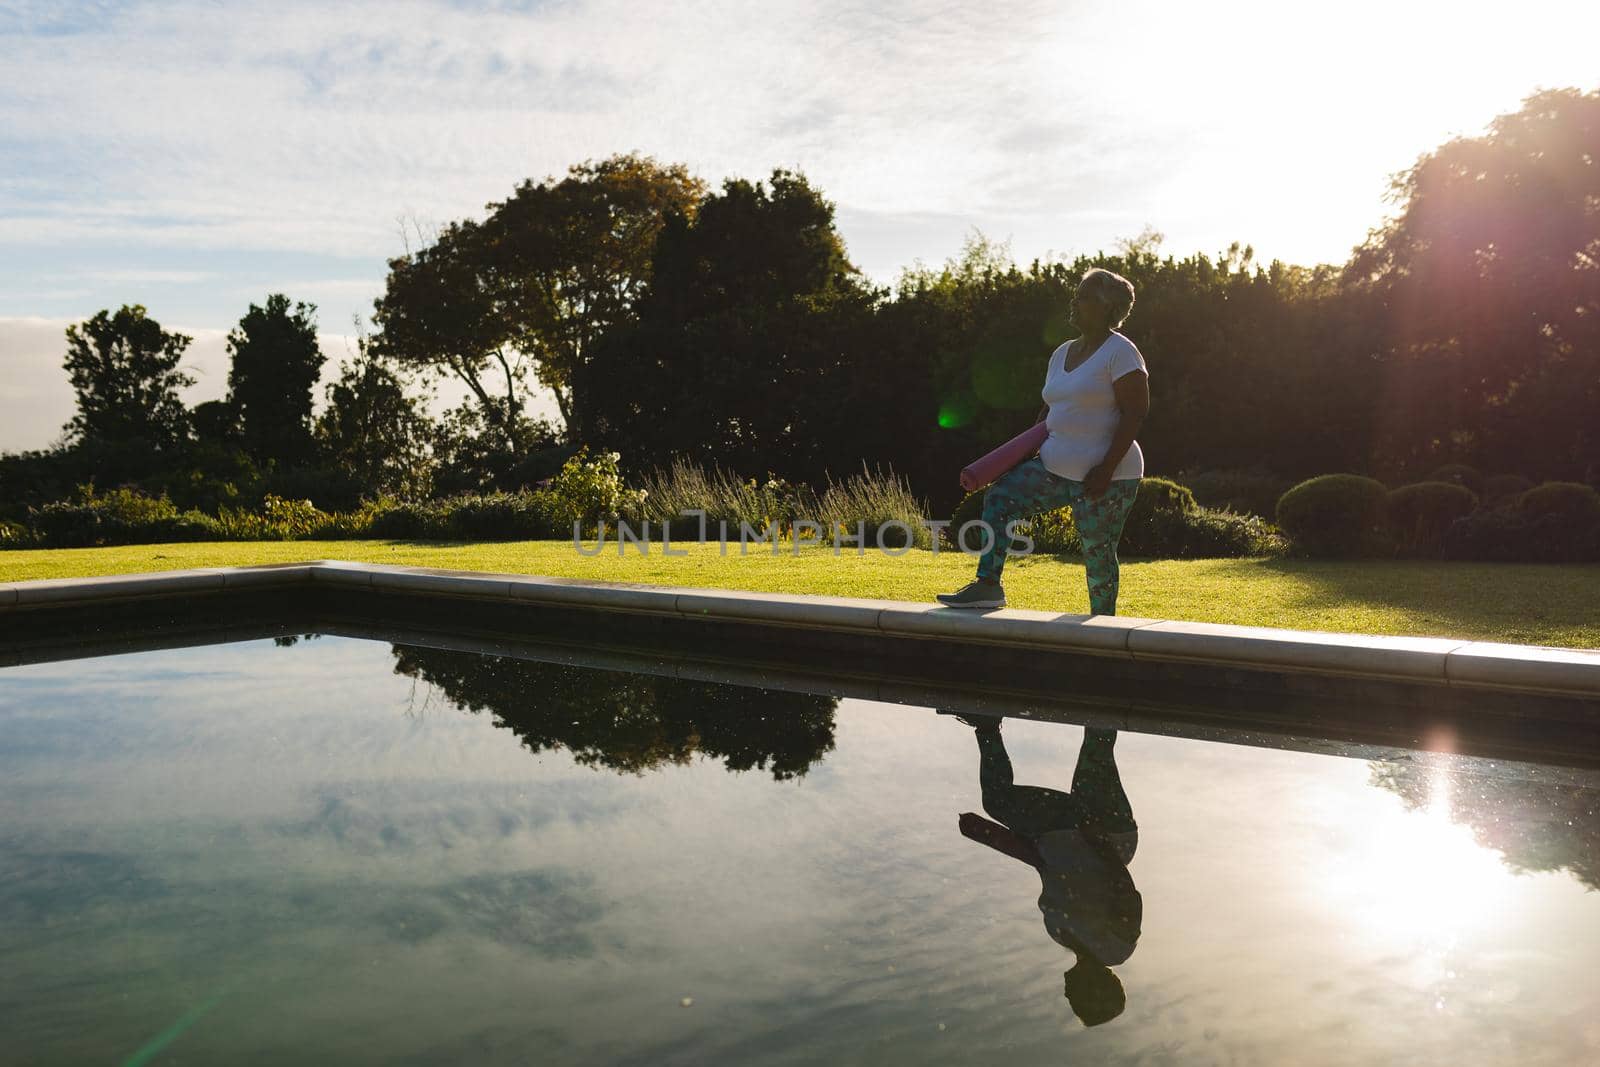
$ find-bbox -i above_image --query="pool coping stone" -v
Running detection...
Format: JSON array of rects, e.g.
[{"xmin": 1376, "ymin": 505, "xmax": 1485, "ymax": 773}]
[{"xmin": 2, "ymin": 560, "xmax": 1596, "ymax": 698}]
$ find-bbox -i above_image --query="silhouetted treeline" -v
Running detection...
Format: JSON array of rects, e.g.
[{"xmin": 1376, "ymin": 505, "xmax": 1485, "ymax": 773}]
[
  {"xmin": 391, "ymin": 645, "xmax": 839, "ymax": 780},
  {"xmin": 4, "ymin": 88, "xmax": 1595, "ymax": 521}
]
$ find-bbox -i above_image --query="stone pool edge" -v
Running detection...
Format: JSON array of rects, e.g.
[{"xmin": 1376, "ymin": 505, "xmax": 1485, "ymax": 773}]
[{"xmin": 1, "ymin": 560, "xmax": 1597, "ymax": 699}]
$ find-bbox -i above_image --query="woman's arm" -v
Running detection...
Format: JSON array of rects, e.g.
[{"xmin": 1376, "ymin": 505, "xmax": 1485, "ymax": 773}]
[{"xmin": 1083, "ymin": 370, "xmax": 1150, "ymax": 498}]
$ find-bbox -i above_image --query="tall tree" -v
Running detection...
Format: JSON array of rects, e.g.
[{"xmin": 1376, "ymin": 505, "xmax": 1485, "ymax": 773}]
[
  {"xmin": 489, "ymin": 153, "xmax": 708, "ymax": 432},
  {"xmin": 227, "ymin": 294, "xmax": 325, "ymax": 467},
  {"xmin": 371, "ymin": 152, "xmax": 706, "ymax": 445},
  {"xmin": 316, "ymin": 332, "xmax": 435, "ymax": 499},
  {"xmin": 575, "ymin": 168, "xmax": 873, "ymax": 482},
  {"xmin": 61, "ymin": 304, "xmax": 194, "ymax": 452},
  {"xmin": 1347, "ymin": 87, "xmax": 1600, "ymax": 477}
]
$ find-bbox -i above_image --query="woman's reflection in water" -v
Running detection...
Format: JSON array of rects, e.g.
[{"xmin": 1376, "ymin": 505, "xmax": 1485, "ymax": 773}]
[{"xmin": 950, "ymin": 714, "xmax": 1141, "ymax": 1027}]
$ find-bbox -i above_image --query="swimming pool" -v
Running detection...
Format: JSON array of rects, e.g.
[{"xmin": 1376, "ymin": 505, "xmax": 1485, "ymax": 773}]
[{"xmin": 4, "ymin": 629, "xmax": 1598, "ymax": 1064}]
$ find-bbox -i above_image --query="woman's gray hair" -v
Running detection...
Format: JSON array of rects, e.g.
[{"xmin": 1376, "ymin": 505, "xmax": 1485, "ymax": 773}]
[{"xmin": 1080, "ymin": 268, "xmax": 1136, "ymax": 327}]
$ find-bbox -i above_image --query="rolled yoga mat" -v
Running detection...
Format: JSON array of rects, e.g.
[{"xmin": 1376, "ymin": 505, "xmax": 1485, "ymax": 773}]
[{"xmin": 959, "ymin": 421, "xmax": 1048, "ymax": 492}]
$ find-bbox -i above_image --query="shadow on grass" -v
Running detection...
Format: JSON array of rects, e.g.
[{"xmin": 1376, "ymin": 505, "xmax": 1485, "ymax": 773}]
[{"xmin": 1251, "ymin": 558, "xmax": 1600, "ymax": 644}]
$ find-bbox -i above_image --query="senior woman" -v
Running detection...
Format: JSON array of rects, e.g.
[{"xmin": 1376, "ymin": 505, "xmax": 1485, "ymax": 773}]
[{"xmin": 938, "ymin": 268, "xmax": 1150, "ymax": 613}]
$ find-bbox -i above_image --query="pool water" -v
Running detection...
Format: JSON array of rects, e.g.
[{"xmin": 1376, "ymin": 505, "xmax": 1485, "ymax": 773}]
[{"xmin": 2, "ymin": 634, "xmax": 1598, "ymax": 1065}]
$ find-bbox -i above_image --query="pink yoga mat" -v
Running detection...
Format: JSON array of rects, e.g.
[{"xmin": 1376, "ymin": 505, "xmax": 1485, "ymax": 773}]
[{"xmin": 960, "ymin": 421, "xmax": 1048, "ymax": 492}]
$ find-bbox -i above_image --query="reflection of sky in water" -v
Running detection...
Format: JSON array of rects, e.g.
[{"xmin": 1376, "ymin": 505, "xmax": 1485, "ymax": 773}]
[{"xmin": 2, "ymin": 635, "xmax": 1599, "ymax": 1065}]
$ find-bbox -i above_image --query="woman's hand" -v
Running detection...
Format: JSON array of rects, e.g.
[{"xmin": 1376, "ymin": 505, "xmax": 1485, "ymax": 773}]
[{"xmin": 1084, "ymin": 461, "xmax": 1113, "ymax": 498}]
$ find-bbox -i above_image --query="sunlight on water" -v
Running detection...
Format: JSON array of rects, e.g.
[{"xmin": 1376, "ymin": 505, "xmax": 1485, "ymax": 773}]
[
  {"xmin": 2, "ymin": 635, "xmax": 1597, "ymax": 1065},
  {"xmin": 1329, "ymin": 764, "xmax": 1515, "ymax": 942}
]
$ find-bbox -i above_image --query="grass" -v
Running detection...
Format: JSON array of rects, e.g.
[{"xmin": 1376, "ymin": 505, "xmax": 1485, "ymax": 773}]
[{"xmin": 2, "ymin": 540, "xmax": 1597, "ymax": 649}]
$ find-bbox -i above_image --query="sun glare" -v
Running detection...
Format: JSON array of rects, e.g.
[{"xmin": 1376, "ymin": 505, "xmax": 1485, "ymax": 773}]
[{"xmin": 1323, "ymin": 763, "xmax": 1516, "ymax": 943}]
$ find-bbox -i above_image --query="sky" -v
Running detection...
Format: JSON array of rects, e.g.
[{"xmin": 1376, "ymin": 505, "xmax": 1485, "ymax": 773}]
[{"xmin": 3, "ymin": 0, "xmax": 1598, "ymax": 453}]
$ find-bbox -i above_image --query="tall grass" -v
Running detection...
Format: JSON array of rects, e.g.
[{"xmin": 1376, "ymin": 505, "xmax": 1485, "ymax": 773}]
[
  {"xmin": 634, "ymin": 459, "xmax": 931, "ymax": 548},
  {"xmin": 816, "ymin": 463, "xmax": 932, "ymax": 549}
]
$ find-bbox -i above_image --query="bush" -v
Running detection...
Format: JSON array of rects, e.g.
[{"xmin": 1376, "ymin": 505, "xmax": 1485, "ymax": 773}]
[
  {"xmin": 1179, "ymin": 468, "xmax": 1292, "ymax": 519},
  {"xmin": 29, "ymin": 485, "xmax": 180, "ymax": 547},
  {"xmin": 1276, "ymin": 474, "xmax": 1391, "ymax": 557},
  {"xmin": 307, "ymin": 498, "xmax": 392, "ymax": 540},
  {"xmin": 949, "ymin": 489, "xmax": 987, "ymax": 532},
  {"xmin": 1125, "ymin": 476, "xmax": 1197, "ymax": 529},
  {"xmin": 1481, "ymin": 474, "xmax": 1534, "ymax": 508},
  {"xmin": 1427, "ymin": 463, "xmax": 1482, "ymax": 493},
  {"xmin": 1024, "ymin": 507, "xmax": 1079, "ymax": 553},
  {"xmin": 0, "ymin": 519, "xmax": 36, "ymax": 549},
  {"xmin": 366, "ymin": 501, "xmax": 450, "ymax": 540},
  {"xmin": 259, "ymin": 465, "xmax": 369, "ymax": 513},
  {"xmin": 942, "ymin": 486, "xmax": 1046, "ymax": 553},
  {"xmin": 1013, "ymin": 477, "xmax": 1280, "ymax": 560},
  {"xmin": 147, "ymin": 511, "xmax": 223, "ymax": 542},
  {"xmin": 440, "ymin": 490, "xmax": 575, "ymax": 540},
  {"xmin": 1442, "ymin": 508, "xmax": 1600, "ymax": 563},
  {"xmin": 20, "ymin": 485, "xmax": 230, "ymax": 548},
  {"xmin": 1518, "ymin": 482, "xmax": 1600, "ymax": 524},
  {"xmin": 215, "ymin": 494, "xmax": 332, "ymax": 541},
  {"xmin": 1387, "ymin": 481, "xmax": 1478, "ymax": 557},
  {"xmin": 547, "ymin": 448, "xmax": 646, "ymax": 533},
  {"xmin": 1127, "ymin": 506, "xmax": 1285, "ymax": 559}
]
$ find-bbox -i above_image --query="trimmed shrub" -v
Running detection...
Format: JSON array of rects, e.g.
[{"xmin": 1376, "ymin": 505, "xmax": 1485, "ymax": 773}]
[
  {"xmin": 1126, "ymin": 506, "xmax": 1285, "ymax": 558},
  {"xmin": 24, "ymin": 487, "xmax": 229, "ymax": 548},
  {"xmin": 1017, "ymin": 477, "xmax": 1280, "ymax": 560},
  {"xmin": 1481, "ymin": 474, "xmax": 1534, "ymax": 508},
  {"xmin": 1442, "ymin": 508, "xmax": 1600, "ymax": 563},
  {"xmin": 147, "ymin": 511, "xmax": 223, "ymax": 542},
  {"xmin": 354, "ymin": 491, "xmax": 574, "ymax": 542},
  {"xmin": 1180, "ymin": 468, "xmax": 1291, "ymax": 519},
  {"xmin": 1427, "ymin": 463, "xmax": 1482, "ymax": 492},
  {"xmin": 1124, "ymin": 476, "xmax": 1197, "ymax": 532},
  {"xmin": 1276, "ymin": 474, "xmax": 1390, "ymax": 557},
  {"xmin": 366, "ymin": 501, "xmax": 449, "ymax": 540},
  {"xmin": 29, "ymin": 486, "xmax": 184, "ymax": 547},
  {"xmin": 1518, "ymin": 482, "xmax": 1600, "ymax": 524},
  {"xmin": 442, "ymin": 490, "xmax": 575, "ymax": 540},
  {"xmin": 1387, "ymin": 481, "xmax": 1478, "ymax": 557}
]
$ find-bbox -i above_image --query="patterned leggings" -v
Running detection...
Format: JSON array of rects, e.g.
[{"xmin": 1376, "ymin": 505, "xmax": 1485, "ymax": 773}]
[{"xmin": 974, "ymin": 456, "xmax": 1139, "ymax": 615}]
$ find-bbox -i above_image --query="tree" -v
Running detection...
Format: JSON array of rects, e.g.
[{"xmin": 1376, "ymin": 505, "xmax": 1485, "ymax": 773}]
[
  {"xmin": 1347, "ymin": 87, "xmax": 1600, "ymax": 478},
  {"xmin": 316, "ymin": 330, "xmax": 436, "ymax": 500},
  {"xmin": 371, "ymin": 152, "xmax": 706, "ymax": 445},
  {"xmin": 488, "ymin": 153, "xmax": 708, "ymax": 433},
  {"xmin": 227, "ymin": 294, "xmax": 325, "ymax": 467},
  {"xmin": 61, "ymin": 305, "xmax": 194, "ymax": 453},
  {"xmin": 391, "ymin": 644, "xmax": 838, "ymax": 780},
  {"xmin": 1370, "ymin": 758, "xmax": 1600, "ymax": 891},
  {"xmin": 575, "ymin": 168, "xmax": 875, "ymax": 483}
]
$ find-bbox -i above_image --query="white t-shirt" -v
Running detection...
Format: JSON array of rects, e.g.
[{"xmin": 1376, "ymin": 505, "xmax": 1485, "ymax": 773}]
[{"xmin": 1037, "ymin": 331, "xmax": 1148, "ymax": 482}]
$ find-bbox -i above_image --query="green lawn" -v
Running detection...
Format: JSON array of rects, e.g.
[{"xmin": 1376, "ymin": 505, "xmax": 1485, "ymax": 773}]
[{"xmin": 2, "ymin": 540, "xmax": 1597, "ymax": 649}]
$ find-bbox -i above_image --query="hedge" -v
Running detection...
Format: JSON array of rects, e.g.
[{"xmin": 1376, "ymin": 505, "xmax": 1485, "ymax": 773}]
[
  {"xmin": 1276, "ymin": 474, "xmax": 1391, "ymax": 557},
  {"xmin": 1387, "ymin": 481, "xmax": 1478, "ymax": 557}
]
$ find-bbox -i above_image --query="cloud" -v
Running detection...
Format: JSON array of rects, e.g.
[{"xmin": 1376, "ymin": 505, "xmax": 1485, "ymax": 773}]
[
  {"xmin": 3, "ymin": 0, "xmax": 1599, "ymax": 453},
  {"xmin": 81, "ymin": 269, "xmax": 213, "ymax": 284}
]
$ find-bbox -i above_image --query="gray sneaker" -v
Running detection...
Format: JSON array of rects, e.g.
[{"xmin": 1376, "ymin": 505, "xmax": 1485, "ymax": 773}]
[{"xmin": 936, "ymin": 579, "xmax": 1006, "ymax": 609}]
